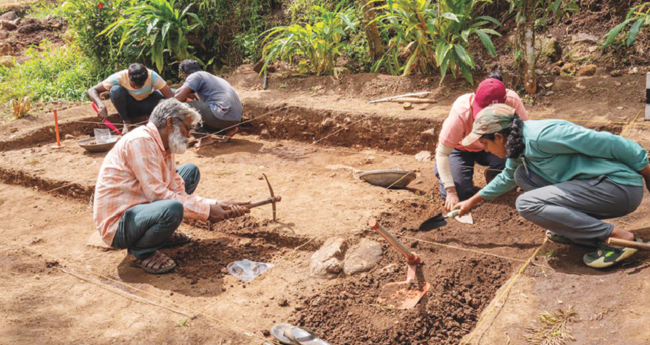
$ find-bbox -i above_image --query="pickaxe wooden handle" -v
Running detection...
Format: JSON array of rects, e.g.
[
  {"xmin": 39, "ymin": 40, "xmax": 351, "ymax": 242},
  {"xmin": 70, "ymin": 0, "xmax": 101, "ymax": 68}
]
[
  {"xmin": 223, "ymin": 196, "xmax": 281, "ymax": 217},
  {"xmin": 607, "ymin": 238, "xmax": 650, "ymax": 251}
]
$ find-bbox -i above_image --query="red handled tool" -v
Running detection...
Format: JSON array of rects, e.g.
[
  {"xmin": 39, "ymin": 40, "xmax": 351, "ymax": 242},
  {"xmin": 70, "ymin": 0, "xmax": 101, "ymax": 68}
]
[{"xmin": 92, "ymin": 103, "xmax": 122, "ymax": 135}]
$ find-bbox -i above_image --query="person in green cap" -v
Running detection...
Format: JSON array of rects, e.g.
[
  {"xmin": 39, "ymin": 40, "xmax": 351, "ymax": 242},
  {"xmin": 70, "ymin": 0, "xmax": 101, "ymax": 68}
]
[{"xmin": 453, "ymin": 103, "xmax": 650, "ymax": 268}]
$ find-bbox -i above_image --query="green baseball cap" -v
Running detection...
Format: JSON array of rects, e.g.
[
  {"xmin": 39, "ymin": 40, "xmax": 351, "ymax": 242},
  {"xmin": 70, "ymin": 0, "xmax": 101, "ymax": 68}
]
[{"xmin": 461, "ymin": 104, "xmax": 516, "ymax": 146}]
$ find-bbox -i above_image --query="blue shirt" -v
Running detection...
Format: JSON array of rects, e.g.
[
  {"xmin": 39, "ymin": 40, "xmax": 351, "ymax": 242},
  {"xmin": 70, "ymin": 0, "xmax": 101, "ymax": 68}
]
[{"xmin": 183, "ymin": 71, "xmax": 243, "ymax": 121}]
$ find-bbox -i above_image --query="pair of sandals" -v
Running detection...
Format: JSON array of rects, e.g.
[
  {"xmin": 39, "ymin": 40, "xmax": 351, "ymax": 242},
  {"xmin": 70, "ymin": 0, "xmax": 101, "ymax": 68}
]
[
  {"xmin": 271, "ymin": 323, "xmax": 330, "ymax": 345},
  {"xmin": 127, "ymin": 232, "xmax": 191, "ymax": 274}
]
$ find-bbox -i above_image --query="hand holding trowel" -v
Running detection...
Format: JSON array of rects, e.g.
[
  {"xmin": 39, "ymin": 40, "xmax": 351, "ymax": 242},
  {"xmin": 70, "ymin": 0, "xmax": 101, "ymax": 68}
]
[{"xmin": 418, "ymin": 209, "xmax": 473, "ymax": 231}]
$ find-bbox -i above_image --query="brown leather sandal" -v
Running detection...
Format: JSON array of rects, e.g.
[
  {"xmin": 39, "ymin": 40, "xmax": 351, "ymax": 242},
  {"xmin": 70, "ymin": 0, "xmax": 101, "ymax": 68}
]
[
  {"xmin": 160, "ymin": 232, "xmax": 191, "ymax": 248},
  {"xmin": 127, "ymin": 250, "xmax": 176, "ymax": 274}
]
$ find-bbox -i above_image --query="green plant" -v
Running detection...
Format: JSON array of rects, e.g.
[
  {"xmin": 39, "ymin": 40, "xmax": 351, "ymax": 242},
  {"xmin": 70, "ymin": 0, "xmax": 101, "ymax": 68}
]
[
  {"xmin": 29, "ymin": 0, "xmax": 65, "ymax": 19},
  {"xmin": 370, "ymin": 0, "xmax": 500, "ymax": 84},
  {"xmin": 261, "ymin": 4, "xmax": 359, "ymax": 76},
  {"xmin": 603, "ymin": 2, "xmax": 650, "ymax": 49},
  {"xmin": 62, "ymin": 0, "xmax": 126, "ymax": 68},
  {"xmin": 175, "ymin": 317, "xmax": 189, "ymax": 327},
  {"xmin": 9, "ymin": 97, "xmax": 32, "ymax": 119},
  {"xmin": 0, "ymin": 42, "xmax": 111, "ymax": 106},
  {"xmin": 100, "ymin": 0, "xmax": 204, "ymax": 73}
]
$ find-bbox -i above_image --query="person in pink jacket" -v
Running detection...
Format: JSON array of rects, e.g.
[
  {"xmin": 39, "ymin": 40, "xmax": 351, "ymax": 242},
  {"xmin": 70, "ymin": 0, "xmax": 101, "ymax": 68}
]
[{"xmin": 434, "ymin": 72, "xmax": 529, "ymax": 211}]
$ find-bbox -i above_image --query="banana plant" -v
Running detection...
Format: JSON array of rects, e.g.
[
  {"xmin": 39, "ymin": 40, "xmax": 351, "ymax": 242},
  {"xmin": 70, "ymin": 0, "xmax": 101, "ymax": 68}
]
[{"xmin": 100, "ymin": 0, "xmax": 203, "ymax": 72}]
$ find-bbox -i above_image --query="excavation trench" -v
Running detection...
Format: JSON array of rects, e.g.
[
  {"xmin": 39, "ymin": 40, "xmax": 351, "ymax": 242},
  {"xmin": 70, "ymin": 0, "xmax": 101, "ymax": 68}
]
[{"xmin": 0, "ymin": 109, "xmax": 547, "ymax": 344}]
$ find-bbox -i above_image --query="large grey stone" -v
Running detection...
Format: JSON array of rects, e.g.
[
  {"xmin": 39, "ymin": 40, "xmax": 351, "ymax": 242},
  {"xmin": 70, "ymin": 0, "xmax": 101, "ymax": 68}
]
[
  {"xmin": 310, "ymin": 237, "xmax": 346, "ymax": 277},
  {"xmin": 0, "ymin": 11, "xmax": 17, "ymax": 21},
  {"xmin": 343, "ymin": 239, "xmax": 382, "ymax": 276}
]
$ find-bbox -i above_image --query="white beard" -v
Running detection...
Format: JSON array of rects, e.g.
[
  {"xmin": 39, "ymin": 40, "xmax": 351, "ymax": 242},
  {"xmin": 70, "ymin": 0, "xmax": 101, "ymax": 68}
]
[{"xmin": 169, "ymin": 125, "xmax": 189, "ymax": 154}]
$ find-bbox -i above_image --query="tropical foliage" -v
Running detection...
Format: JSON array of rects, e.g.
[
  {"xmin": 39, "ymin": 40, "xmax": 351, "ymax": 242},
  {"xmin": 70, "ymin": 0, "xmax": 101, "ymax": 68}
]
[
  {"xmin": 261, "ymin": 4, "xmax": 359, "ymax": 76},
  {"xmin": 603, "ymin": 2, "xmax": 650, "ymax": 48},
  {"xmin": 100, "ymin": 0, "xmax": 203, "ymax": 73},
  {"xmin": 370, "ymin": 0, "xmax": 500, "ymax": 84}
]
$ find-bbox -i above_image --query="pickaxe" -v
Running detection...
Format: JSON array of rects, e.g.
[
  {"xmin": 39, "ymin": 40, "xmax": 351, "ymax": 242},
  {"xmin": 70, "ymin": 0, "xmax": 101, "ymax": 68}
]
[{"xmin": 224, "ymin": 173, "xmax": 280, "ymax": 221}]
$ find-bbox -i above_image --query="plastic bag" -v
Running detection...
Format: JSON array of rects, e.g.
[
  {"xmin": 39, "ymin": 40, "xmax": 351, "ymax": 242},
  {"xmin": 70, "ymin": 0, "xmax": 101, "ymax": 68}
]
[{"xmin": 227, "ymin": 259, "xmax": 274, "ymax": 282}]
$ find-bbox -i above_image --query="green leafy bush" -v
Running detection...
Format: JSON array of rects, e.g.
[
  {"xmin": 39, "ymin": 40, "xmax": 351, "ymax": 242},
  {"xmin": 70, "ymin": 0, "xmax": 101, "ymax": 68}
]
[
  {"xmin": 100, "ymin": 0, "xmax": 203, "ymax": 73},
  {"xmin": 62, "ymin": 0, "xmax": 125, "ymax": 68},
  {"xmin": 261, "ymin": 4, "xmax": 359, "ymax": 76},
  {"xmin": 603, "ymin": 2, "xmax": 649, "ymax": 48},
  {"xmin": 371, "ymin": 0, "xmax": 500, "ymax": 84},
  {"xmin": 0, "ymin": 42, "xmax": 111, "ymax": 104}
]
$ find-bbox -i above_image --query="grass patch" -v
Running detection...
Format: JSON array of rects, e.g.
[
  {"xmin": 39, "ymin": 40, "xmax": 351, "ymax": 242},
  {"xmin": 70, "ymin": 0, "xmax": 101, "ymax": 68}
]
[
  {"xmin": 525, "ymin": 306, "xmax": 578, "ymax": 345},
  {"xmin": 0, "ymin": 42, "xmax": 111, "ymax": 118},
  {"xmin": 27, "ymin": 0, "xmax": 64, "ymax": 19}
]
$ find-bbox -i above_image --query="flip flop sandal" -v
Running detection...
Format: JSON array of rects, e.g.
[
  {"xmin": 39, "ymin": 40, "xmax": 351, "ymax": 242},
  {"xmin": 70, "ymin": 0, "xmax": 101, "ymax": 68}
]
[
  {"xmin": 160, "ymin": 232, "xmax": 192, "ymax": 248},
  {"xmin": 285, "ymin": 326, "xmax": 330, "ymax": 345},
  {"xmin": 128, "ymin": 250, "xmax": 176, "ymax": 274},
  {"xmin": 270, "ymin": 323, "xmax": 296, "ymax": 344}
]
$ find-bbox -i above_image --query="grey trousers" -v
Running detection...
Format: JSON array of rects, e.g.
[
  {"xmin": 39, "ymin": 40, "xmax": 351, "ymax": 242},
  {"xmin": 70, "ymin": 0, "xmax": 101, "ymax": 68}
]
[
  {"xmin": 514, "ymin": 165, "xmax": 643, "ymax": 247},
  {"xmin": 111, "ymin": 163, "xmax": 200, "ymax": 259},
  {"xmin": 187, "ymin": 101, "xmax": 240, "ymax": 131}
]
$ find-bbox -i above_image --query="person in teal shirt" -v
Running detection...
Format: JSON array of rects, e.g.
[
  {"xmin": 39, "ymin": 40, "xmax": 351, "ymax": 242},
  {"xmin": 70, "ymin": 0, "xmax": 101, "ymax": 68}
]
[{"xmin": 454, "ymin": 104, "xmax": 650, "ymax": 268}]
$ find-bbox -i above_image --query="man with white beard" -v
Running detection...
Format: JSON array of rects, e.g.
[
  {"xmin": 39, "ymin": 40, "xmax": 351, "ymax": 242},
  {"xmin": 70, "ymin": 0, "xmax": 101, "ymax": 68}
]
[{"xmin": 93, "ymin": 99, "xmax": 249, "ymax": 274}]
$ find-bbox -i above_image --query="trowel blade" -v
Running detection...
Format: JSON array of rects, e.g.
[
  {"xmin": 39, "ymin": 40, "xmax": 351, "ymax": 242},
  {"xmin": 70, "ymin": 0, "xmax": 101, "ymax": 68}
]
[{"xmin": 455, "ymin": 212, "xmax": 474, "ymax": 224}]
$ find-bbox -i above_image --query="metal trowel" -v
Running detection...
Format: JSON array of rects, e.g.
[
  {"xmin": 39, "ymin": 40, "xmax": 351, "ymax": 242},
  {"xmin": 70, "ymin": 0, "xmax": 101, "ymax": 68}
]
[{"xmin": 418, "ymin": 210, "xmax": 473, "ymax": 231}]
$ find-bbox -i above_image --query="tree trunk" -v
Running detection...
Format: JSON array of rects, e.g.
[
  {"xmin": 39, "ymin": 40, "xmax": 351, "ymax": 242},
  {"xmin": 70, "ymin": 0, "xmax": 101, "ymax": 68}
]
[
  {"xmin": 523, "ymin": 0, "xmax": 537, "ymax": 94},
  {"xmin": 360, "ymin": 1, "xmax": 384, "ymax": 61}
]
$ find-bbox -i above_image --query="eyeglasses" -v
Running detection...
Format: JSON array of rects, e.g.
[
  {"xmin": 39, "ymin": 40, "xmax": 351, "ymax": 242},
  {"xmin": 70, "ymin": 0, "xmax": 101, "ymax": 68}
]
[{"xmin": 176, "ymin": 119, "xmax": 195, "ymax": 133}]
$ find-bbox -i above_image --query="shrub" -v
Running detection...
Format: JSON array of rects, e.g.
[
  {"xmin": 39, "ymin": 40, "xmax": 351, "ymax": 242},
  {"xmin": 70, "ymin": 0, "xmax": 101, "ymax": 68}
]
[
  {"xmin": 371, "ymin": 0, "xmax": 500, "ymax": 84},
  {"xmin": 100, "ymin": 0, "xmax": 203, "ymax": 73},
  {"xmin": 0, "ymin": 42, "xmax": 111, "ymax": 104},
  {"xmin": 603, "ymin": 2, "xmax": 650, "ymax": 48},
  {"xmin": 261, "ymin": 4, "xmax": 359, "ymax": 76}
]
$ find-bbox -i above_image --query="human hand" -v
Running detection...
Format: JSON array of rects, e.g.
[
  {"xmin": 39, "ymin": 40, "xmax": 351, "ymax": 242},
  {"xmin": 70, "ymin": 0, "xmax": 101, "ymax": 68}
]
[
  {"xmin": 96, "ymin": 105, "xmax": 108, "ymax": 121},
  {"xmin": 452, "ymin": 193, "xmax": 484, "ymax": 217},
  {"xmin": 444, "ymin": 191, "xmax": 459, "ymax": 212}
]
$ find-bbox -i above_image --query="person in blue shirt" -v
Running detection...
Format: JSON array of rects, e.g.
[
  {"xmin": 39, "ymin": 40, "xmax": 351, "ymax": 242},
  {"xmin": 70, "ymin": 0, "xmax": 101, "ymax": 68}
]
[
  {"xmin": 454, "ymin": 104, "xmax": 650, "ymax": 268},
  {"xmin": 175, "ymin": 60, "xmax": 243, "ymax": 146}
]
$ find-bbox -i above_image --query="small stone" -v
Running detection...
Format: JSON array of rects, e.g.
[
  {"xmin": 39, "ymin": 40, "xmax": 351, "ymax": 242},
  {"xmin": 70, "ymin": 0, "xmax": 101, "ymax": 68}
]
[
  {"xmin": 260, "ymin": 129, "xmax": 269, "ymax": 137},
  {"xmin": 629, "ymin": 67, "xmax": 639, "ymax": 75},
  {"xmin": 421, "ymin": 128, "xmax": 435, "ymax": 138},
  {"xmin": 545, "ymin": 83, "xmax": 553, "ymax": 88},
  {"xmin": 321, "ymin": 118, "xmax": 335, "ymax": 128},
  {"xmin": 610, "ymin": 70, "xmax": 626, "ymax": 77},
  {"xmin": 403, "ymin": 102, "xmax": 412, "ymax": 110},
  {"xmin": 414, "ymin": 151, "xmax": 432, "ymax": 162},
  {"xmin": 343, "ymin": 239, "xmax": 382, "ymax": 276},
  {"xmin": 0, "ymin": 42, "xmax": 15, "ymax": 55},
  {"xmin": 262, "ymin": 329, "xmax": 271, "ymax": 337},
  {"xmin": 310, "ymin": 237, "xmax": 346, "ymax": 277},
  {"xmin": 546, "ymin": 91, "xmax": 554, "ymax": 96},
  {"xmin": 0, "ymin": 11, "xmax": 18, "ymax": 21},
  {"xmin": 550, "ymin": 66, "xmax": 562, "ymax": 76},
  {"xmin": 614, "ymin": 81, "xmax": 622, "ymax": 86},
  {"xmin": 561, "ymin": 63, "xmax": 576, "ymax": 75},
  {"xmin": 576, "ymin": 64, "xmax": 597, "ymax": 76},
  {"xmin": 0, "ymin": 20, "xmax": 18, "ymax": 31},
  {"xmin": 64, "ymin": 134, "xmax": 75, "ymax": 140},
  {"xmin": 278, "ymin": 299, "xmax": 289, "ymax": 307},
  {"xmin": 617, "ymin": 106, "xmax": 624, "ymax": 110}
]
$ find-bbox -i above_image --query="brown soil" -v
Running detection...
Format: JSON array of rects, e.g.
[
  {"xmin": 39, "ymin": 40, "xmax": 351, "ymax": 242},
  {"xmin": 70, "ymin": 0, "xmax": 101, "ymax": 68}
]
[{"xmin": 3, "ymin": 17, "xmax": 66, "ymax": 57}]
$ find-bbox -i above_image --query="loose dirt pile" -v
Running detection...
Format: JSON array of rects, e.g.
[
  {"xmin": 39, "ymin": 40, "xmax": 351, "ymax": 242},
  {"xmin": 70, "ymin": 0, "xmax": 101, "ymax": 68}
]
[{"xmin": 1, "ymin": 16, "xmax": 66, "ymax": 59}]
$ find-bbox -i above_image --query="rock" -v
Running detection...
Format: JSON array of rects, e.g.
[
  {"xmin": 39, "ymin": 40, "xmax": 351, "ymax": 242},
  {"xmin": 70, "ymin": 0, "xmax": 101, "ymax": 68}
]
[
  {"xmin": 0, "ymin": 57, "xmax": 14, "ymax": 68},
  {"xmin": 0, "ymin": 11, "xmax": 18, "ymax": 21},
  {"xmin": 550, "ymin": 66, "xmax": 562, "ymax": 76},
  {"xmin": 610, "ymin": 69, "xmax": 626, "ymax": 77},
  {"xmin": 0, "ymin": 42, "xmax": 14, "ymax": 56},
  {"xmin": 343, "ymin": 239, "xmax": 382, "ymax": 276},
  {"xmin": 0, "ymin": 30, "xmax": 9, "ymax": 39},
  {"xmin": 560, "ymin": 63, "xmax": 576, "ymax": 75},
  {"xmin": 414, "ymin": 151, "xmax": 432, "ymax": 162},
  {"xmin": 539, "ymin": 37, "xmax": 562, "ymax": 63},
  {"xmin": 576, "ymin": 64, "xmax": 597, "ymax": 76},
  {"xmin": 614, "ymin": 81, "xmax": 622, "ymax": 86},
  {"xmin": 0, "ymin": 20, "xmax": 17, "ymax": 31},
  {"xmin": 310, "ymin": 237, "xmax": 346, "ymax": 277},
  {"xmin": 572, "ymin": 33, "xmax": 600, "ymax": 44},
  {"xmin": 421, "ymin": 128, "xmax": 436, "ymax": 138},
  {"xmin": 321, "ymin": 118, "xmax": 335, "ymax": 128},
  {"xmin": 629, "ymin": 67, "xmax": 639, "ymax": 75},
  {"xmin": 544, "ymin": 82, "xmax": 553, "ymax": 88},
  {"xmin": 64, "ymin": 134, "xmax": 76, "ymax": 140},
  {"xmin": 403, "ymin": 102, "xmax": 412, "ymax": 110},
  {"xmin": 260, "ymin": 129, "xmax": 269, "ymax": 137}
]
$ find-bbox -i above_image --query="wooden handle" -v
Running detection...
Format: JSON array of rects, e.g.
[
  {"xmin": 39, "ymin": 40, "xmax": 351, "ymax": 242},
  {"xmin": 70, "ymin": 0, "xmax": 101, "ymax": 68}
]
[
  {"xmin": 607, "ymin": 238, "xmax": 650, "ymax": 251},
  {"xmin": 224, "ymin": 196, "xmax": 281, "ymax": 216},
  {"xmin": 369, "ymin": 219, "xmax": 421, "ymax": 264},
  {"xmin": 391, "ymin": 98, "xmax": 437, "ymax": 104}
]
